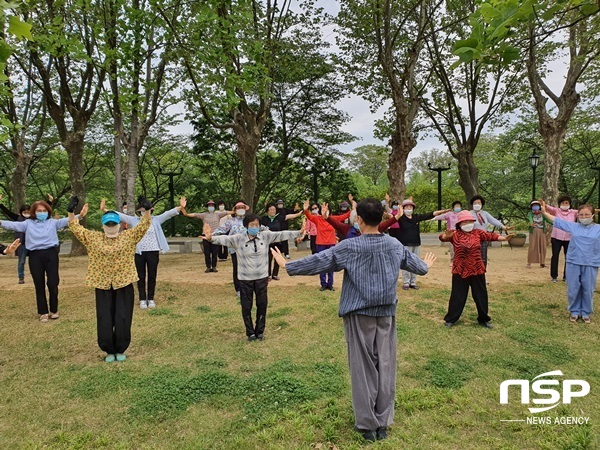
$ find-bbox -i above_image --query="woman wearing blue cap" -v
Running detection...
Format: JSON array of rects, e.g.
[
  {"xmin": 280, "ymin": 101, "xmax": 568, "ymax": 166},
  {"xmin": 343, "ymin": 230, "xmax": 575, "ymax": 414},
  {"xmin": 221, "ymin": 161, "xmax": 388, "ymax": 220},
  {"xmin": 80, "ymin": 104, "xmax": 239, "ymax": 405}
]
[{"xmin": 69, "ymin": 202, "xmax": 152, "ymax": 362}]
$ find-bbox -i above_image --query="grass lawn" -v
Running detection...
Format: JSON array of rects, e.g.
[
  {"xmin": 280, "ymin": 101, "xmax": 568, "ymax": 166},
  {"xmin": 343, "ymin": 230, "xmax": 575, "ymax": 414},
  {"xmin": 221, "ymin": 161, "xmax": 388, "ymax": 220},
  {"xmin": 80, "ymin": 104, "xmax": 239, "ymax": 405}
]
[{"xmin": 0, "ymin": 251, "xmax": 598, "ymax": 449}]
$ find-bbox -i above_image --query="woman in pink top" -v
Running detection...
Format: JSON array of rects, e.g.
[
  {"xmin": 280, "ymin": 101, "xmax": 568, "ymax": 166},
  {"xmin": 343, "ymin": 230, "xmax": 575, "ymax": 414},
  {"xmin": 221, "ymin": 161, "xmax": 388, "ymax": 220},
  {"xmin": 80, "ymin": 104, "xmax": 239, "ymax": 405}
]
[
  {"xmin": 546, "ymin": 195, "xmax": 578, "ymax": 282},
  {"xmin": 431, "ymin": 200, "xmax": 463, "ymax": 263}
]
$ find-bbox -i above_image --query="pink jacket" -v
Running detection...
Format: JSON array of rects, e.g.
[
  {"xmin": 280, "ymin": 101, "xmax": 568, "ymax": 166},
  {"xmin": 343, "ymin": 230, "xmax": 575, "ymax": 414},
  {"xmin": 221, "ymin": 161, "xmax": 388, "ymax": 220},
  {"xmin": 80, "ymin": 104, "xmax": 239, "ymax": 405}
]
[
  {"xmin": 546, "ymin": 205, "xmax": 577, "ymax": 241},
  {"xmin": 305, "ymin": 218, "xmax": 318, "ymax": 236},
  {"xmin": 432, "ymin": 211, "xmax": 459, "ymax": 230}
]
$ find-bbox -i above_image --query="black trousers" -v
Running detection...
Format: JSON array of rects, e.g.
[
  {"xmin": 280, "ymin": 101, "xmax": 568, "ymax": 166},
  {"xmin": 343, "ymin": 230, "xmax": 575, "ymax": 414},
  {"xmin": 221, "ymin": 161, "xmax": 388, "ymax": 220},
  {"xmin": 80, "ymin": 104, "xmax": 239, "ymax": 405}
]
[
  {"xmin": 203, "ymin": 240, "xmax": 219, "ymax": 269},
  {"xmin": 134, "ymin": 251, "xmax": 159, "ymax": 301},
  {"xmin": 268, "ymin": 242, "xmax": 282, "ymax": 277},
  {"xmin": 239, "ymin": 277, "xmax": 268, "ymax": 336},
  {"xmin": 309, "ymin": 235, "xmax": 317, "ymax": 254},
  {"xmin": 231, "ymin": 253, "xmax": 240, "ymax": 292},
  {"xmin": 217, "ymin": 245, "xmax": 228, "ymax": 260},
  {"xmin": 550, "ymin": 238, "xmax": 569, "ymax": 280},
  {"xmin": 444, "ymin": 274, "xmax": 491, "ymax": 324},
  {"xmin": 280, "ymin": 239, "xmax": 290, "ymax": 256},
  {"xmin": 95, "ymin": 284, "xmax": 134, "ymax": 354},
  {"xmin": 480, "ymin": 241, "xmax": 489, "ymax": 267},
  {"xmin": 28, "ymin": 247, "xmax": 60, "ymax": 315}
]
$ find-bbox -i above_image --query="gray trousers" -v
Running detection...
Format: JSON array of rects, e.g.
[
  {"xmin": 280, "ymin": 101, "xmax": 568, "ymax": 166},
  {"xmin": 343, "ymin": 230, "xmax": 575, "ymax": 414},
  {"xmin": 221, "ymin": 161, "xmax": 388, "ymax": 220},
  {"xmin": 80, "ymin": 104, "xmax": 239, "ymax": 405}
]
[
  {"xmin": 402, "ymin": 245, "xmax": 420, "ymax": 285},
  {"xmin": 343, "ymin": 314, "xmax": 397, "ymax": 431}
]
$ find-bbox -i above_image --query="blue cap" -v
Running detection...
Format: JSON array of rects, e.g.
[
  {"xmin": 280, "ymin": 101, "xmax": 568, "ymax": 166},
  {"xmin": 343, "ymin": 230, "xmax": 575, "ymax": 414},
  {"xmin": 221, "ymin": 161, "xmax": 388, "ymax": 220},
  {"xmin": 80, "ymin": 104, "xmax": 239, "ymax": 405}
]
[{"xmin": 101, "ymin": 211, "xmax": 121, "ymax": 225}]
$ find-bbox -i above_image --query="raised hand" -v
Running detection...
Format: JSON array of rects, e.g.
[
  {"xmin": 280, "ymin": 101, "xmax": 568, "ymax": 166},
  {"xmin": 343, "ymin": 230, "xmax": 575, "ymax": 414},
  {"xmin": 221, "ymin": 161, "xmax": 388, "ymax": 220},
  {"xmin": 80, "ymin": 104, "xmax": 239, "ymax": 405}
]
[
  {"xmin": 47, "ymin": 193, "xmax": 54, "ymax": 203},
  {"xmin": 270, "ymin": 245, "xmax": 287, "ymax": 269},
  {"xmin": 66, "ymin": 196, "xmax": 79, "ymax": 213},
  {"xmin": 79, "ymin": 204, "xmax": 89, "ymax": 219},
  {"xmin": 348, "ymin": 193, "xmax": 354, "ymax": 202},
  {"xmin": 4, "ymin": 238, "xmax": 21, "ymax": 255},
  {"xmin": 384, "ymin": 193, "xmax": 390, "ymax": 204},
  {"xmin": 303, "ymin": 199, "xmax": 310, "ymax": 210},
  {"xmin": 422, "ymin": 252, "xmax": 437, "ymax": 269},
  {"xmin": 294, "ymin": 202, "xmax": 300, "ymax": 211},
  {"xmin": 179, "ymin": 196, "xmax": 187, "ymax": 209},
  {"xmin": 100, "ymin": 198, "xmax": 107, "ymax": 212}
]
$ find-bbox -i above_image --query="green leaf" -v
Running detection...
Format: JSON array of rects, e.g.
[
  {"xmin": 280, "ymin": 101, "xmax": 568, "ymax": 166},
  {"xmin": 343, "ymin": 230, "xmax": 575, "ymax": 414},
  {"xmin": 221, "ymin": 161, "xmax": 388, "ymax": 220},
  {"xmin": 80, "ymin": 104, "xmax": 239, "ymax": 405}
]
[
  {"xmin": 0, "ymin": 41, "xmax": 13, "ymax": 61},
  {"xmin": 8, "ymin": 16, "xmax": 33, "ymax": 41},
  {"xmin": 452, "ymin": 37, "xmax": 480, "ymax": 52}
]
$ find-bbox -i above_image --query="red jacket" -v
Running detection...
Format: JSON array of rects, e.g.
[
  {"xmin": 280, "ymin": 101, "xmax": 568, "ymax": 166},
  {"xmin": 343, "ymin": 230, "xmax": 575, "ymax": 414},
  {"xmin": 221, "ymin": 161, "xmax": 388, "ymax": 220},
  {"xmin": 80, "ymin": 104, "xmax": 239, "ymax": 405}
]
[{"xmin": 305, "ymin": 209, "xmax": 337, "ymax": 245}]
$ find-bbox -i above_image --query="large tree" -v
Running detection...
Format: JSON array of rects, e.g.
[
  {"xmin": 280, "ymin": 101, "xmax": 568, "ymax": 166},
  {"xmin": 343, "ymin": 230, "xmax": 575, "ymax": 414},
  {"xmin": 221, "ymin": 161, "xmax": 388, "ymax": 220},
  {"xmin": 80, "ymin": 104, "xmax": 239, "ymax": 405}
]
[{"xmin": 337, "ymin": 0, "xmax": 442, "ymax": 200}]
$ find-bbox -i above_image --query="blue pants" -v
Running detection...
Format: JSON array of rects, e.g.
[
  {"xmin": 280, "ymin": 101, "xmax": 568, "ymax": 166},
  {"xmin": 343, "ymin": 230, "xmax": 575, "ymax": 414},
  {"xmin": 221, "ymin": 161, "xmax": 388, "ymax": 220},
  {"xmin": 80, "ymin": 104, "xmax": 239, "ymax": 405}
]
[
  {"xmin": 565, "ymin": 263, "xmax": 597, "ymax": 318},
  {"xmin": 17, "ymin": 248, "xmax": 28, "ymax": 279},
  {"xmin": 316, "ymin": 244, "xmax": 334, "ymax": 288}
]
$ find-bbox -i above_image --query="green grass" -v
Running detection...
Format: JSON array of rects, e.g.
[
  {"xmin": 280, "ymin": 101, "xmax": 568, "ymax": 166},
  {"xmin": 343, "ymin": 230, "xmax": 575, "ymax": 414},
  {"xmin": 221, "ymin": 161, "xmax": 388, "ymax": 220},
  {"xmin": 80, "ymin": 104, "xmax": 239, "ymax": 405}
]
[{"xmin": 0, "ymin": 260, "xmax": 598, "ymax": 449}]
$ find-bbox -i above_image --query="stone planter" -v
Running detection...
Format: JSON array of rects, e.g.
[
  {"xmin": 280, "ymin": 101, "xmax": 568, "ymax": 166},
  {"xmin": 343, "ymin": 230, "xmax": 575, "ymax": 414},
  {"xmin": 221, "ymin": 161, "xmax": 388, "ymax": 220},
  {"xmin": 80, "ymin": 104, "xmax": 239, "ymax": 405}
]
[{"xmin": 509, "ymin": 236, "xmax": 526, "ymax": 247}]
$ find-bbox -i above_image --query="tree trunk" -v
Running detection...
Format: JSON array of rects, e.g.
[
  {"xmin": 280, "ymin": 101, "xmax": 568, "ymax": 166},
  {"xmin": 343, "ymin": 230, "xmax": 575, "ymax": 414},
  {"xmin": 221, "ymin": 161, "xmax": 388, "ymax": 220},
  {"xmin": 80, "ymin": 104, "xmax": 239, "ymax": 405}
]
[
  {"xmin": 540, "ymin": 125, "xmax": 567, "ymax": 204},
  {"xmin": 387, "ymin": 127, "xmax": 414, "ymax": 201},
  {"xmin": 65, "ymin": 134, "xmax": 87, "ymax": 256},
  {"xmin": 10, "ymin": 141, "xmax": 30, "ymax": 212},
  {"xmin": 456, "ymin": 147, "xmax": 479, "ymax": 201},
  {"xmin": 114, "ymin": 120, "xmax": 123, "ymax": 211},
  {"xmin": 233, "ymin": 110, "xmax": 263, "ymax": 210},
  {"xmin": 125, "ymin": 145, "xmax": 139, "ymax": 216}
]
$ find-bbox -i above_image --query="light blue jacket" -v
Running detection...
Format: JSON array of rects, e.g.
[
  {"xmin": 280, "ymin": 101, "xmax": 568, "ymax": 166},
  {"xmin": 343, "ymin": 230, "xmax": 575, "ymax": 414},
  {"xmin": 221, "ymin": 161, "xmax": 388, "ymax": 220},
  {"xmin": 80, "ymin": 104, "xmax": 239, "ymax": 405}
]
[
  {"xmin": 0, "ymin": 217, "xmax": 76, "ymax": 250},
  {"xmin": 117, "ymin": 208, "xmax": 180, "ymax": 254}
]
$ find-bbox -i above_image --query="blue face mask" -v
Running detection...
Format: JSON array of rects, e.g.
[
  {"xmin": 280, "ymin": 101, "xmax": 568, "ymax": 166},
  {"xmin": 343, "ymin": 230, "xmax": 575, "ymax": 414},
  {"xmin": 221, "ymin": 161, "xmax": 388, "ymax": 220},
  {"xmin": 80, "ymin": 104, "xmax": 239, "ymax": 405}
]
[
  {"xmin": 247, "ymin": 227, "xmax": 260, "ymax": 236},
  {"xmin": 392, "ymin": 205, "xmax": 399, "ymax": 211},
  {"xmin": 353, "ymin": 223, "xmax": 360, "ymax": 230},
  {"xmin": 36, "ymin": 212, "xmax": 49, "ymax": 221},
  {"xmin": 532, "ymin": 205, "xmax": 540, "ymax": 212},
  {"xmin": 208, "ymin": 206, "xmax": 215, "ymax": 213},
  {"xmin": 454, "ymin": 207, "xmax": 461, "ymax": 213}
]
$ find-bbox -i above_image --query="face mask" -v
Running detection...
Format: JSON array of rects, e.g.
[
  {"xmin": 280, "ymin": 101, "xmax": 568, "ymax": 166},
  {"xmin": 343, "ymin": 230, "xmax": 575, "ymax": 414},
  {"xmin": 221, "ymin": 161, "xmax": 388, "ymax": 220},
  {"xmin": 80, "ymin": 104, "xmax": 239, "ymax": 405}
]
[
  {"xmin": 103, "ymin": 224, "xmax": 120, "ymax": 238},
  {"xmin": 353, "ymin": 223, "xmax": 360, "ymax": 230},
  {"xmin": 247, "ymin": 227, "xmax": 260, "ymax": 236},
  {"xmin": 392, "ymin": 205, "xmax": 399, "ymax": 211},
  {"xmin": 36, "ymin": 212, "xmax": 48, "ymax": 221},
  {"xmin": 311, "ymin": 209, "xmax": 318, "ymax": 214},
  {"xmin": 341, "ymin": 207, "xmax": 348, "ymax": 211},
  {"xmin": 532, "ymin": 205, "xmax": 540, "ymax": 212},
  {"xmin": 560, "ymin": 205, "xmax": 570, "ymax": 211},
  {"xmin": 453, "ymin": 207, "xmax": 461, "ymax": 213},
  {"xmin": 208, "ymin": 206, "xmax": 215, "ymax": 213},
  {"xmin": 579, "ymin": 217, "xmax": 594, "ymax": 226},
  {"xmin": 473, "ymin": 204, "xmax": 482, "ymax": 211},
  {"xmin": 461, "ymin": 223, "xmax": 475, "ymax": 232},
  {"xmin": 404, "ymin": 209, "xmax": 413, "ymax": 215},
  {"xmin": 218, "ymin": 205, "xmax": 225, "ymax": 211},
  {"xmin": 277, "ymin": 205, "xmax": 283, "ymax": 209},
  {"xmin": 236, "ymin": 209, "xmax": 246, "ymax": 217},
  {"xmin": 22, "ymin": 213, "xmax": 30, "ymax": 218}
]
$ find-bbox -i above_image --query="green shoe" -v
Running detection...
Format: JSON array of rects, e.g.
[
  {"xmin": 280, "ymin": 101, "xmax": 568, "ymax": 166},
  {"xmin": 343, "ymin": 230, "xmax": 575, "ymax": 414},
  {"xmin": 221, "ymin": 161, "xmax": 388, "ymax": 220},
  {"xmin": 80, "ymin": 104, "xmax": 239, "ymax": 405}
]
[
  {"xmin": 116, "ymin": 353, "xmax": 127, "ymax": 362},
  {"xmin": 105, "ymin": 354, "xmax": 116, "ymax": 363}
]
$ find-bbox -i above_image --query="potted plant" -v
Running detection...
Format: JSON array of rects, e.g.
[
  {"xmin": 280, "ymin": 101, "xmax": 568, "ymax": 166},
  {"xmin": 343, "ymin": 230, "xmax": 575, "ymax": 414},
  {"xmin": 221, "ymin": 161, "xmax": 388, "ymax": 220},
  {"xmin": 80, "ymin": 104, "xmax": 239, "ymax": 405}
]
[{"xmin": 509, "ymin": 233, "xmax": 527, "ymax": 247}]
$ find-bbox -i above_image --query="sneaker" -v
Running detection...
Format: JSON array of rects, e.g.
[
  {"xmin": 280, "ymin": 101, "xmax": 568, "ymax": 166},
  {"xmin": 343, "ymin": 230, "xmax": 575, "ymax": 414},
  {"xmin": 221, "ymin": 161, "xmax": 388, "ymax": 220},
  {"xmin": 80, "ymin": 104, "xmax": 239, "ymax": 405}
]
[
  {"xmin": 211, "ymin": 267, "xmax": 218, "ymax": 273},
  {"xmin": 569, "ymin": 315, "xmax": 579, "ymax": 323},
  {"xmin": 257, "ymin": 334, "xmax": 264, "ymax": 341},
  {"xmin": 319, "ymin": 286, "xmax": 327, "ymax": 291},
  {"xmin": 115, "ymin": 353, "xmax": 127, "ymax": 362},
  {"xmin": 402, "ymin": 284, "xmax": 410, "ymax": 290},
  {"xmin": 147, "ymin": 300, "xmax": 156, "ymax": 309},
  {"xmin": 328, "ymin": 286, "xmax": 335, "ymax": 291},
  {"xmin": 40, "ymin": 314, "xmax": 49, "ymax": 323},
  {"xmin": 140, "ymin": 301, "xmax": 148, "ymax": 310},
  {"xmin": 285, "ymin": 254, "xmax": 290, "ymax": 259},
  {"xmin": 49, "ymin": 313, "xmax": 59, "ymax": 320},
  {"xmin": 272, "ymin": 276, "xmax": 280, "ymax": 281},
  {"xmin": 444, "ymin": 322, "xmax": 454, "ymax": 327},
  {"xmin": 236, "ymin": 291, "xmax": 240, "ymax": 298},
  {"xmin": 105, "ymin": 354, "xmax": 116, "ymax": 363},
  {"xmin": 582, "ymin": 317, "xmax": 591, "ymax": 324},
  {"xmin": 218, "ymin": 258, "xmax": 227, "ymax": 262},
  {"xmin": 551, "ymin": 278, "xmax": 558, "ymax": 283},
  {"xmin": 18, "ymin": 278, "xmax": 24, "ymax": 284},
  {"xmin": 481, "ymin": 321, "xmax": 493, "ymax": 329},
  {"xmin": 376, "ymin": 427, "xmax": 388, "ymax": 440},
  {"xmin": 248, "ymin": 334, "xmax": 257, "ymax": 342},
  {"xmin": 359, "ymin": 430, "xmax": 377, "ymax": 442},
  {"xmin": 205, "ymin": 268, "xmax": 212, "ymax": 273},
  {"xmin": 409, "ymin": 284, "xmax": 419, "ymax": 290}
]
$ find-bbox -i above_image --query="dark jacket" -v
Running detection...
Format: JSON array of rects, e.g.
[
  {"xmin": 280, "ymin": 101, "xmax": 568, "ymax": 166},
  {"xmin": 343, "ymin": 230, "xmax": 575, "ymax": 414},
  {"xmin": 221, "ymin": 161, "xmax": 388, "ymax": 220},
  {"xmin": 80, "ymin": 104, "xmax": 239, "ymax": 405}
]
[
  {"xmin": 396, "ymin": 212, "xmax": 435, "ymax": 246},
  {"xmin": 261, "ymin": 214, "xmax": 286, "ymax": 232}
]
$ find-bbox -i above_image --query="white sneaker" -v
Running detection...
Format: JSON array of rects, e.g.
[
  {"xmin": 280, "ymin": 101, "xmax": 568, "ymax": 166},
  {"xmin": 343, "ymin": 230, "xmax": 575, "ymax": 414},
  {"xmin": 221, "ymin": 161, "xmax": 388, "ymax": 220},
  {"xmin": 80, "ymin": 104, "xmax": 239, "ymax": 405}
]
[
  {"xmin": 236, "ymin": 291, "xmax": 240, "ymax": 298},
  {"xmin": 147, "ymin": 300, "xmax": 156, "ymax": 308},
  {"xmin": 140, "ymin": 301, "xmax": 148, "ymax": 310},
  {"xmin": 285, "ymin": 254, "xmax": 290, "ymax": 259}
]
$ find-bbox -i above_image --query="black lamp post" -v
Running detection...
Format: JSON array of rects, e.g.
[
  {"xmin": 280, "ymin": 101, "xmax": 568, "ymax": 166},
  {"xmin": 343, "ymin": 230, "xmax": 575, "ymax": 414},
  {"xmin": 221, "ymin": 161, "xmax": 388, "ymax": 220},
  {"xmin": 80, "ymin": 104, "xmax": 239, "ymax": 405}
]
[
  {"xmin": 428, "ymin": 162, "xmax": 451, "ymax": 231},
  {"xmin": 159, "ymin": 169, "xmax": 183, "ymax": 237},
  {"xmin": 591, "ymin": 165, "xmax": 600, "ymax": 223},
  {"xmin": 529, "ymin": 151, "xmax": 540, "ymax": 200}
]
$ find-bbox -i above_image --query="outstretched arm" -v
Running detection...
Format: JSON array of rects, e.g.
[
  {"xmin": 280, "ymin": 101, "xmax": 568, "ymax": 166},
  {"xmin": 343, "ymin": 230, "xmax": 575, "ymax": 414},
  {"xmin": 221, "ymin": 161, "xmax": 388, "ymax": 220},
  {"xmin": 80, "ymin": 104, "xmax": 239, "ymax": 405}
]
[{"xmin": 1, "ymin": 238, "xmax": 21, "ymax": 255}]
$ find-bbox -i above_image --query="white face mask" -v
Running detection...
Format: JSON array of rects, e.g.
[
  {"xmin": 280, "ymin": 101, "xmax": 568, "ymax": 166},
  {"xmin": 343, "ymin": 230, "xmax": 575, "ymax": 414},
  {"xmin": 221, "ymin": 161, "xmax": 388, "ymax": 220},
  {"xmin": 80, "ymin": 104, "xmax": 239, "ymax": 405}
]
[
  {"xmin": 461, "ymin": 223, "xmax": 475, "ymax": 232},
  {"xmin": 218, "ymin": 205, "xmax": 225, "ymax": 211},
  {"xmin": 103, "ymin": 224, "xmax": 120, "ymax": 238},
  {"xmin": 22, "ymin": 213, "xmax": 30, "ymax": 218},
  {"xmin": 579, "ymin": 217, "xmax": 594, "ymax": 226},
  {"xmin": 560, "ymin": 205, "xmax": 570, "ymax": 211},
  {"xmin": 473, "ymin": 204, "xmax": 482, "ymax": 211},
  {"xmin": 208, "ymin": 206, "xmax": 215, "ymax": 213},
  {"xmin": 236, "ymin": 209, "xmax": 246, "ymax": 217},
  {"xmin": 404, "ymin": 209, "xmax": 413, "ymax": 216},
  {"xmin": 311, "ymin": 209, "xmax": 319, "ymax": 214}
]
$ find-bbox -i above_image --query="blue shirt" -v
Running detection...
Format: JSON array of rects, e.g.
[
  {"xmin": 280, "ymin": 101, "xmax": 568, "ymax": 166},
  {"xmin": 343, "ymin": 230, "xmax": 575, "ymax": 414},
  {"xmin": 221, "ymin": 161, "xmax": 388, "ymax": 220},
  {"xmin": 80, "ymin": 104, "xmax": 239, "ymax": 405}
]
[
  {"xmin": 286, "ymin": 233, "xmax": 429, "ymax": 317},
  {"xmin": 0, "ymin": 217, "xmax": 71, "ymax": 251},
  {"xmin": 117, "ymin": 208, "xmax": 180, "ymax": 254},
  {"xmin": 553, "ymin": 218, "xmax": 600, "ymax": 267}
]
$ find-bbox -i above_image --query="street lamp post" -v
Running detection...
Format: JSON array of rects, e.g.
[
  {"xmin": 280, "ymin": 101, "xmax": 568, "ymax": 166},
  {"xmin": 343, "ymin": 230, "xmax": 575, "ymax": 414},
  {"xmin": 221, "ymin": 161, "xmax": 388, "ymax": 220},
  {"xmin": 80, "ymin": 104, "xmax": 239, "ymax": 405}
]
[
  {"xmin": 529, "ymin": 151, "xmax": 540, "ymax": 200},
  {"xmin": 428, "ymin": 162, "xmax": 451, "ymax": 232},
  {"xmin": 159, "ymin": 169, "xmax": 183, "ymax": 237},
  {"xmin": 591, "ymin": 166, "xmax": 600, "ymax": 223}
]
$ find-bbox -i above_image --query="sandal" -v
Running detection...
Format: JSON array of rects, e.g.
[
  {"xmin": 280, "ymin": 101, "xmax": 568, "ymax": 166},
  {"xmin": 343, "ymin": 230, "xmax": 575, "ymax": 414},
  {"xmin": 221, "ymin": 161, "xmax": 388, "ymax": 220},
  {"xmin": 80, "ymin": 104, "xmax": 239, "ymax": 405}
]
[
  {"xmin": 569, "ymin": 315, "xmax": 578, "ymax": 323},
  {"xmin": 49, "ymin": 313, "xmax": 59, "ymax": 320},
  {"xmin": 40, "ymin": 314, "xmax": 49, "ymax": 323},
  {"xmin": 582, "ymin": 317, "xmax": 591, "ymax": 324}
]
